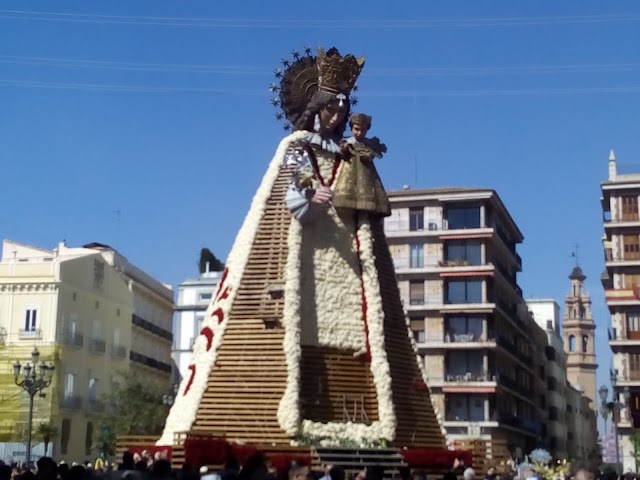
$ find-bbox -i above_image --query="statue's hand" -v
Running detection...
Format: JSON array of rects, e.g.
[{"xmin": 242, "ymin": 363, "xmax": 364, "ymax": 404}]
[{"xmin": 310, "ymin": 186, "xmax": 333, "ymax": 204}]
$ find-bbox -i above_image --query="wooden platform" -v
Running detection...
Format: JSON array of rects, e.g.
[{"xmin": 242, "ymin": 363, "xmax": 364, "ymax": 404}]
[{"xmin": 186, "ymin": 164, "xmax": 444, "ymax": 448}]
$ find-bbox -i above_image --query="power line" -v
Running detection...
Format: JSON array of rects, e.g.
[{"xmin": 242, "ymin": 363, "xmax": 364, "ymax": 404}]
[
  {"xmin": 1, "ymin": 10, "xmax": 640, "ymax": 28},
  {"xmin": 4, "ymin": 54, "xmax": 640, "ymax": 77},
  {"xmin": 4, "ymin": 78, "xmax": 640, "ymax": 97}
]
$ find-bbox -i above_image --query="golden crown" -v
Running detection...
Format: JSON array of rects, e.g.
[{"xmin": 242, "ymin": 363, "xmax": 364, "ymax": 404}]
[{"xmin": 317, "ymin": 47, "xmax": 365, "ymax": 96}]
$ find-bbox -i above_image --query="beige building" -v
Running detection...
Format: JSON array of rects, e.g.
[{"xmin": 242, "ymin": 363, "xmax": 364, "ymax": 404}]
[
  {"xmin": 602, "ymin": 150, "xmax": 640, "ymax": 471},
  {"xmin": 0, "ymin": 240, "xmax": 173, "ymax": 462},
  {"xmin": 385, "ymin": 187, "xmax": 547, "ymax": 457}
]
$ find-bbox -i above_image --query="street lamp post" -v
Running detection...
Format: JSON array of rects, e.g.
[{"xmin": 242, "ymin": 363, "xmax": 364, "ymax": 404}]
[
  {"xmin": 13, "ymin": 348, "xmax": 55, "ymax": 465},
  {"xmin": 599, "ymin": 370, "xmax": 631, "ymax": 474}
]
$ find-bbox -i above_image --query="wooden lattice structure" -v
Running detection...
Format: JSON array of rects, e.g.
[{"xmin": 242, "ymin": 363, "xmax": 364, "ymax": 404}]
[{"xmin": 176, "ymin": 165, "xmax": 444, "ymax": 448}]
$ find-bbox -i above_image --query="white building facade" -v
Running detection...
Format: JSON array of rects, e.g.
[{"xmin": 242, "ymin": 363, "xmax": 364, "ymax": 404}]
[{"xmin": 172, "ymin": 270, "xmax": 222, "ymax": 382}]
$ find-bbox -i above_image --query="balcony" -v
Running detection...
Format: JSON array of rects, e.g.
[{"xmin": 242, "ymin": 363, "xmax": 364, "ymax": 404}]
[
  {"xmin": 609, "ymin": 328, "xmax": 640, "ymax": 347},
  {"xmin": 61, "ymin": 332, "xmax": 84, "ymax": 348},
  {"xmin": 497, "ymin": 415, "xmax": 542, "ymax": 436},
  {"xmin": 87, "ymin": 398, "xmax": 105, "ymax": 414},
  {"xmin": 89, "ymin": 338, "xmax": 106, "ymax": 354},
  {"xmin": 60, "ymin": 394, "xmax": 83, "ymax": 410},
  {"xmin": 132, "ymin": 314, "xmax": 173, "ymax": 342},
  {"xmin": 130, "ymin": 350, "xmax": 172, "ymax": 374},
  {"xmin": 18, "ymin": 328, "xmax": 42, "ymax": 339},
  {"xmin": 111, "ymin": 344, "xmax": 127, "ymax": 359},
  {"xmin": 418, "ymin": 332, "xmax": 496, "ymax": 349},
  {"xmin": 616, "ymin": 371, "xmax": 640, "ymax": 385},
  {"xmin": 429, "ymin": 371, "xmax": 497, "ymax": 393},
  {"xmin": 499, "ymin": 375, "xmax": 533, "ymax": 397},
  {"xmin": 605, "ymin": 288, "xmax": 640, "ymax": 305},
  {"xmin": 496, "ymin": 336, "xmax": 533, "ymax": 366}
]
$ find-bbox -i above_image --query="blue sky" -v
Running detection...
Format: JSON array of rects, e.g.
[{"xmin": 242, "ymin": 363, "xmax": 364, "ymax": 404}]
[{"xmin": 2, "ymin": 1, "xmax": 640, "ymax": 408}]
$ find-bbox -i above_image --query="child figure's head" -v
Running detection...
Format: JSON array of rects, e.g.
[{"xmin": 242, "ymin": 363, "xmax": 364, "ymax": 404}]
[{"xmin": 349, "ymin": 113, "xmax": 372, "ymax": 141}]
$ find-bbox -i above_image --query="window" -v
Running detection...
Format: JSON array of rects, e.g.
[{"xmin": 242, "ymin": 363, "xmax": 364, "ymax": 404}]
[
  {"xmin": 569, "ymin": 335, "xmax": 576, "ymax": 352},
  {"xmin": 628, "ymin": 312, "xmax": 640, "ymax": 340},
  {"xmin": 113, "ymin": 328, "xmax": 120, "ymax": 347},
  {"xmin": 621, "ymin": 195, "xmax": 639, "ymax": 221},
  {"xmin": 446, "ymin": 351, "xmax": 484, "ymax": 378},
  {"xmin": 445, "ymin": 316, "xmax": 483, "ymax": 340},
  {"xmin": 549, "ymin": 406, "xmax": 559, "ymax": 421},
  {"xmin": 72, "ymin": 292, "xmax": 77, "ymax": 301},
  {"xmin": 409, "ymin": 208, "xmax": 424, "ymax": 231},
  {"xmin": 546, "ymin": 320, "xmax": 553, "ymax": 330},
  {"xmin": 85, "ymin": 422, "xmax": 94, "ymax": 455},
  {"xmin": 92, "ymin": 320, "xmax": 101, "ymax": 340},
  {"xmin": 199, "ymin": 292, "xmax": 213, "ymax": 301},
  {"xmin": 88, "ymin": 376, "xmax": 98, "ymax": 402},
  {"xmin": 446, "ymin": 280, "xmax": 482, "ymax": 304},
  {"xmin": 446, "ymin": 205, "xmax": 481, "ymax": 230},
  {"xmin": 413, "ymin": 330, "xmax": 426, "ymax": 343},
  {"xmin": 24, "ymin": 308, "xmax": 37, "ymax": 332},
  {"xmin": 547, "ymin": 377, "xmax": 557, "ymax": 391},
  {"xmin": 445, "ymin": 240, "xmax": 482, "ymax": 265},
  {"xmin": 582, "ymin": 335, "xmax": 588, "ymax": 353},
  {"xmin": 63, "ymin": 373, "xmax": 75, "ymax": 398},
  {"xmin": 446, "ymin": 394, "xmax": 485, "ymax": 421},
  {"xmin": 409, "ymin": 281, "xmax": 424, "ymax": 305},
  {"xmin": 410, "ymin": 243, "xmax": 424, "ymax": 268},
  {"xmin": 60, "ymin": 419, "xmax": 71, "ymax": 455},
  {"xmin": 67, "ymin": 314, "xmax": 78, "ymax": 336}
]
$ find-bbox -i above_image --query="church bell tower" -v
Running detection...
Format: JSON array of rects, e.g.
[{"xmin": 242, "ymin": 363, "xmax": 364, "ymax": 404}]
[{"xmin": 562, "ymin": 266, "xmax": 598, "ymax": 407}]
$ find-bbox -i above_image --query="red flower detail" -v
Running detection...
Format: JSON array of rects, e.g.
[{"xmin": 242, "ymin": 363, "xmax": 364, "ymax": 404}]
[
  {"xmin": 214, "ymin": 268, "xmax": 229, "ymax": 300},
  {"xmin": 401, "ymin": 449, "xmax": 472, "ymax": 469},
  {"xmin": 184, "ymin": 364, "xmax": 196, "ymax": 395},
  {"xmin": 217, "ymin": 285, "xmax": 231, "ymax": 302},
  {"xmin": 200, "ymin": 327, "xmax": 214, "ymax": 351},
  {"xmin": 211, "ymin": 307, "xmax": 224, "ymax": 324}
]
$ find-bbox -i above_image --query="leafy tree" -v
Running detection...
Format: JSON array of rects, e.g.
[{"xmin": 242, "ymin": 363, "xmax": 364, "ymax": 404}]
[
  {"xmin": 36, "ymin": 422, "xmax": 59, "ymax": 456},
  {"xmin": 198, "ymin": 248, "xmax": 224, "ymax": 274},
  {"xmin": 94, "ymin": 376, "xmax": 171, "ymax": 455}
]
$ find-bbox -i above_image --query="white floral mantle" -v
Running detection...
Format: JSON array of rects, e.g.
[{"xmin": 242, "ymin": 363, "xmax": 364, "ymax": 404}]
[
  {"xmin": 277, "ymin": 209, "xmax": 397, "ymax": 445},
  {"xmin": 157, "ymin": 131, "xmax": 444, "ymax": 447},
  {"xmin": 157, "ymin": 131, "xmax": 307, "ymax": 446}
]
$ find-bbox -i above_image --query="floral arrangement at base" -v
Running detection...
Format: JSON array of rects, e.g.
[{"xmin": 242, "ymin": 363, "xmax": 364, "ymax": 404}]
[
  {"xmin": 293, "ymin": 433, "xmax": 389, "ymax": 449},
  {"xmin": 400, "ymin": 448, "xmax": 472, "ymax": 470},
  {"xmin": 526, "ymin": 449, "xmax": 571, "ymax": 480}
]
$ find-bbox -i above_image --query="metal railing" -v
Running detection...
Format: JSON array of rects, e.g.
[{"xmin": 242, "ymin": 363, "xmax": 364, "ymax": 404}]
[
  {"xmin": 60, "ymin": 394, "xmax": 82, "ymax": 410},
  {"xmin": 87, "ymin": 399, "xmax": 105, "ymax": 414},
  {"xmin": 61, "ymin": 332, "xmax": 83, "ymax": 348},
  {"xmin": 111, "ymin": 344, "xmax": 127, "ymax": 359},
  {"xmin": 89, "ymin": 338, "xmax": 106, "ymax": 354},
  {"xmin": 18, "ymin": 328, "xmax": 41, "ymax": 339}
]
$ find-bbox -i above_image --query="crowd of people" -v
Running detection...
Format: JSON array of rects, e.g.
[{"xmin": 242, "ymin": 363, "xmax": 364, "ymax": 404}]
[{"xmin": 0, "ymin": 454, "xmax": 625, "ymax": 480}]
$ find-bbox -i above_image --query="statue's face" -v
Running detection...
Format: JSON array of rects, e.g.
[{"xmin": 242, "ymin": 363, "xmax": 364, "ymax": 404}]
[{"xmin": 319, "ymin": 102, "xmax": 347, "ymax": 133}]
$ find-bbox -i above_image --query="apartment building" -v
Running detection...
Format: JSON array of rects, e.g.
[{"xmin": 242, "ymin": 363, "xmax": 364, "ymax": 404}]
[
  {"xmin": 527, "ymin": 299, "xmax": 568, "ymax": 459},
  {"xmin": 0, "ymin": 240, "xmax": 173, "ymax": 462},
  {"xmin": 172, "ymin": 269, "xmax": 222, "ymax": 382},
  {"xmin": 385, "ymin": 187, "xmax": 545, "ymax": 456},
  {"xmin": 602, "ymin": 150, "xmax": 640, "ymax": 471}
]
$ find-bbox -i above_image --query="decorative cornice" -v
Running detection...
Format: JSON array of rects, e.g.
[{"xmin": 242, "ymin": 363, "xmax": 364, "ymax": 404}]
[{"xmin": 0, "ymin": 283, "xmax": 59, "ymax": 293}]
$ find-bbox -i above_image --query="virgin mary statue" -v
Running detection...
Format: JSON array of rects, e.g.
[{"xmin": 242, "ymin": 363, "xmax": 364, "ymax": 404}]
[{"xmin": 157, "ymin": 48, "xmax": 444, "ymax": 449}]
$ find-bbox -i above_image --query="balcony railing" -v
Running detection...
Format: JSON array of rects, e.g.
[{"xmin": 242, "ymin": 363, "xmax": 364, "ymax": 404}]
[
  {"xmin": 499, "ymin": 375, "xmax": 533, "ymax": 397},
  {"xmin": 87, "ymin": 399, "xmax": 105, "ymax": 414},
  {"xmin": 617, "ymin": 371, "xmax": 640, "ymax": 381},
  {"xmin": 89, "ymin": 338, "xmax": 106, "ymax": 354},
  {"xmin": 19, "ymin": 328, "xmax": 41, "ymax": 339},
  {"xmin": 60, "ymin": 394, "xmax": 82, "ymax": 410},
  {"xmin": 609, "ymin": 329, "xmax": 640, "ymax": 341},
  {"xmin": 61, "ymin": 332, "xmax": 84, "ymax": 348},
  {"xmin": 442, "ymin": 371, "xmax": 496, "ymax": 382},
  {"xmin": 111, "ymin": 344, "xmax": 127, "ymax": 359}
]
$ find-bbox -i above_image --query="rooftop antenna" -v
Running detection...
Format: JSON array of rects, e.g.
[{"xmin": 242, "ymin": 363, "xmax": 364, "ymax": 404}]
[{"xmin": 571, "ymin": 243, "xmax": 580, "ymax": 266}]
